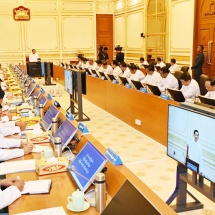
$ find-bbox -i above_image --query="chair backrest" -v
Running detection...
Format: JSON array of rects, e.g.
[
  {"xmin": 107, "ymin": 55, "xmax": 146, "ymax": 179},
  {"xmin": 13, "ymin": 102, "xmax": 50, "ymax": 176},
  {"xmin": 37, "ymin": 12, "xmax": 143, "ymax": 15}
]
[
  {"xmin": 180, "ymin": 66, "xmax": 189, "ymax": 73},
  {"xmin": 174, "ymin": 70, "xmax": 184, "ymax": 90},
  {"xmin": 165, "ymin": 63, "xmax": 171, "ymax": 69},
  {"xmin": 199, "ymin": 74, "xmax": 210, "ymax": 95}
]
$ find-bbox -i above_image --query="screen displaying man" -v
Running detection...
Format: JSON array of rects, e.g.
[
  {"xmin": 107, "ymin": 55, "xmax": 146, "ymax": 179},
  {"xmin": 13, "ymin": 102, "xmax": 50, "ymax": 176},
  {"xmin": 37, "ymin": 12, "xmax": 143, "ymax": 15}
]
[
  {"xmin": 204, "ymin": 79, "xmax": 215, "ymax": 98},
  {"xmin": 29, "ymin": 49, "xmax": 39, "ymax": 62}
]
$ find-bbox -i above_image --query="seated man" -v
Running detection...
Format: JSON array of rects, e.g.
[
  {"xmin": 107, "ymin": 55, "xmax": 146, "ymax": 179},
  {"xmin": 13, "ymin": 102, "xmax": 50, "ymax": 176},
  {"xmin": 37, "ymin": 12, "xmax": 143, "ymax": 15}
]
[
  {"xmin": 204, "ymin": 79, "xmax": 215, "ymax": 98},
  {"xmin": 0, "ymin": 177, "xmax": 24, "ymax": 210},
  {"xmin": 96, "ymin": 60, "xmax": 104, "ymax": 72},
  {"xmin": 158, "ymin": 67, "xmax": 178, "ymax": 92},
  {"xmin": 169, "ymin": 58, "xmax": 180, "ymax": 74},
  {"xmin": 180, "ymin": 72, "xmax": 200, "ymax": 99},
  {"xmin": 128, "ymin": 64, "xmax": 145, "ymax": 83},
  {"xmin": 81, "ymin": 58, "xmax": 89, "ymax": 70},
  {"xmin": 29, "ymin": 49, "xmax": 39, "ymax": 62},
  {"xmin": 102, "ymin": 62, "xmax": 113, "ymax": 75},
  {"xmin": 111, "ymin": 60, "xmax": 123, "ymax": 79},
  {"xmin": 87, "ymin": 59, "xmax": 99, "ymax": 71},
  {"xmin": 142, "ymin": 66, "xmax": 162, "ymax": 86},
  {"xmin": 155, "ymin": 57, "xmax": 166, "ymax": 69},
  {"xmin": 120, "ymin": 62, "xmax": 131, "ymax": 78},
  {"xmin": 139, "ymin": 57, "xmax": 149, "ymax": 68}
]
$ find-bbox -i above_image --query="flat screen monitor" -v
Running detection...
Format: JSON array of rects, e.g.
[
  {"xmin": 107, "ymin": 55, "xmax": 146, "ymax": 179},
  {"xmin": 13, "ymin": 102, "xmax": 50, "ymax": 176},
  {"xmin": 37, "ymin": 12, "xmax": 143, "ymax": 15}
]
[
  {"xmin": 167, "ymin": 105, "xmax": 215, "ymax": 183},
  {"xmin": 119, "ymin": 76, "xmax": 128, "ymax": 85},
  {"xmin": 131, "ymin": 80, "xmax": 143, "ymax": 90},
  {"xmin": 32, "ymin": 90, "xmax": 41, "ymax": 98},
  {"xmin": 167, "ymin": 88, "xmax": 185, "ymax": 102},
  {"xmin": 64, "ymin": 69, "xmax": 73, "ymax": 95},
  {"xmin": 27, "ymin": 62, "xmax": 42, "ymax": 77},
  {"xmin": 53, "ymin": 119, "xmax": 77, "ymax": 150},
  {"xmin": 198, "ymin": 95, "xmax": 215, "ymax": 106},
  {"xmin": 147, "ymin": 84, "xmax": 161, "ymax": 96},
  {"xmin": 26, "ymin": 84, "xmax": 35, "ymax": 98},
  {"xmin": 41, "ymin": 105, "xmax": 60, "ymax": 131},
  {"xmin": 44, "ymin": 62, "xmax": 54, "ymax": 85},
  {"xmin": 72, "ymin": 70, "xmax": 87, "ymax": 95},
  {"xmin": 68, "ymin": 141, "xmax": 107, "ymax": 192},
  {"xmin": 35, "ymin": 96, "xmax": 47, "ymax": 110}
]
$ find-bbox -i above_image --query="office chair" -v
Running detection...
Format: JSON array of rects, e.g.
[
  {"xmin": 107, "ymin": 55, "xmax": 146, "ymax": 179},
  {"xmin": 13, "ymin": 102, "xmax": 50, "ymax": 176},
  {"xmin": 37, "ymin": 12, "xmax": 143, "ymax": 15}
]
[
  {"xmin": 174, "ymin": 70, "xmax": 184, "ymax": 90},
  {"xmin": 199, "ymin": 74, "xmax": 210, "ymax": 95},
  {"xmin": 180, "ymin": 66, "xmax": 189, "ymax": 73}
]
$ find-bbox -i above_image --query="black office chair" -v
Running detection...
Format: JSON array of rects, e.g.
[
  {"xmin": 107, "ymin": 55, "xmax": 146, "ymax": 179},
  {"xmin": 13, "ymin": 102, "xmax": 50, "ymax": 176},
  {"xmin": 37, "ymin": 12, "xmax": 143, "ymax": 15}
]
[
  {"xmin": 180, "ymin": 66, "xmax": 189, "ymax": 73},
  {"xmin": 199, "ymin": 74, "xmax": 210, "ymax": 95},
  {"xmin": 165, "ymin": 63, "xmax": 171, "ymax": 69},
  {"xmin": 174, "ymin": 70, "xmax": 184, "ymax": 90}
]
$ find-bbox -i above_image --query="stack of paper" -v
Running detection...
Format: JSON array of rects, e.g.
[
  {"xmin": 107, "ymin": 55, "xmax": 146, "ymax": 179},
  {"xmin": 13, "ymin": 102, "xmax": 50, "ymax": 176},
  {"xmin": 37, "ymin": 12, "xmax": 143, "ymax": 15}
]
[
  {"xmin": 14, "ymin": 206, "xmax": 66, "ymax": 215},
  {"xmin": 32, "ymin": 145, "xmax": 49, "ymax": 153},
  {"xmin": 21, "ymin": 179, "xmax": 52, "ymax": 194}
]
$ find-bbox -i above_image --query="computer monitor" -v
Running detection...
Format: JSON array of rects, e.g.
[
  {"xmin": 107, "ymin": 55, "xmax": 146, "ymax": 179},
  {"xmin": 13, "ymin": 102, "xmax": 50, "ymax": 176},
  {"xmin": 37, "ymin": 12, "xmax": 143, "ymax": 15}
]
[
  {"xmin": 64, "ymin": 69, "xmax": 73, "ymax": 95},
  {"xmin": 32, "ymin": 90, "xmax": 41, "ymax": 98},
  {"xmin": 53, "ymin": 119, "xmax": 77, "ymax": 150},
  {"xmin": 147, "ymin": 84, "xmax": 161, "ymax": 96},
  {"xmin": 131, "ymin": 80, "xmax": 143, "ymax": 90},
  {"xmin": 119, "ymin": 76, "xmax": 129, "ymax": 85},
  {"xmin": 35, "ymin": 96, "xmax": 47, "ymax": 111},
  {"xmin": 41, "ymin": 105, "xmax": 60, "ymax": 131},
  {"xmin": 26, "ymin": 84, "xmax": 35, "ymax": 98},
  {"xmin": 27, "ymin": 62, "xmax": 42, "ymax": 77},
  {"xmin": 167, "ymin": 104, "xmax": 215, "ymax": 183},
  {"xmin": 167, "ymin": 88, "xmax": 185, "ymax": 102},
  {"xmin": 198, "ymin": 95, "xmax": 215, "ymax": 106},
  {"xmin": 68, "ymin": 141, "xmax": 107, "ymax": 192}
]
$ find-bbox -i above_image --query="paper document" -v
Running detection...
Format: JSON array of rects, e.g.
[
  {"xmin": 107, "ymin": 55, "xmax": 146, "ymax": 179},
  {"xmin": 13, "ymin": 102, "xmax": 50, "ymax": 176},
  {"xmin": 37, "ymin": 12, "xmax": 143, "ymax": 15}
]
[
  {"xmin": 21, "ymin": 179, "xmax": 51, "ymax": 194},
  {"xmin": 0, "ymin": 159, "xmax": 36, "ymax": 175},
  {"xmin": 32, "ymin": 145, "xmax": 49, "ymax": 153},
  {"xmin": 14, "ymin": 206, "xmax": 66, "ymax": 215}
]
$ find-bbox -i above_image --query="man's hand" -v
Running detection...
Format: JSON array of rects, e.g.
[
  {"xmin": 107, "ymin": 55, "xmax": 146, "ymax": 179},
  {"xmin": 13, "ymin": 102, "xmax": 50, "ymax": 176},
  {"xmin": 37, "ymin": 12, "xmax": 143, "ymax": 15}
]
[
  {"xmin": 15, "ymin": 122, "xmax": 27, "ymax": 131},
  {"xmin": 12, "ymin": 179, "xmax": 25, "ymax": 191},
  {"xmin": 22, "ymin": 143, "xmax": 33, "ymax": 154}
]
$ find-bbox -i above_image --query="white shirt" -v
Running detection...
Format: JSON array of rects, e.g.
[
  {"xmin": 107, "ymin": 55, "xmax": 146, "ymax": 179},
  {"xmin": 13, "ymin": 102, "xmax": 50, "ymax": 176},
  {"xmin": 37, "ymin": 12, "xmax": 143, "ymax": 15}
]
[
  {"xmin": 158, "ymin": 73, "xmax": 178, "ymax": 92},
  {"xmin": 103, "ymin": 65, "xmax": 113, "ymax": 75},
  {"xmin": 113, "ymin": 66, "xmax": 123, "ymax": 79},
  {"xmin": 88, "ymin": 62, "xmax": 99, "ymax": 71},
  {"xmin": 129, "ymin": 70, "xmax": 145, "ymax": 83},
  {"xmin": 29, "ymin": 53, "xmax": 39, "ymax": 62},
  {"xmin": 156, "ymin": 61, "xmax": 166, "ymax": 68},
  {"xmin": 205, "ymin": 90, "xmax": 215, "ymax": 98},
  {"xmin": 139, "ymin": 61, "xmax": 149, "ymax": 68},
  {"xmin": 0, "ymin": 186, "xmax": 21, "ymax": 210},
  {"xmin": 76, "ymin": 60, "xmax": 82, "ymax": 68},
  {"xmin": 142, "ymin": 71, "xmax": 162, "ymax": 85},
  {"xmin": 121, "ymin": 67, "xmax": 131, "ymax": 79},
  {"xmin": 169, "ymin": 64, "xmax": 180, "ymax": 74},
  {"xmin": 181, "ymin": 79, "xmax": 200, "ymax": 99},
  {"xmin": 0, "ymin": 121, "xmax": 21, "ymax": 137}
]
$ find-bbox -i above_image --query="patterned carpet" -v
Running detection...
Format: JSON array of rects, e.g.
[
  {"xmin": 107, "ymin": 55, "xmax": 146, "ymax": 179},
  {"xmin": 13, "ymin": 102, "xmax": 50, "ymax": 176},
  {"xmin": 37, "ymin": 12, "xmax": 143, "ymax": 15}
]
[{"xmin": 54, "ymin": 83, "xmax": 215, "ymax": 215}]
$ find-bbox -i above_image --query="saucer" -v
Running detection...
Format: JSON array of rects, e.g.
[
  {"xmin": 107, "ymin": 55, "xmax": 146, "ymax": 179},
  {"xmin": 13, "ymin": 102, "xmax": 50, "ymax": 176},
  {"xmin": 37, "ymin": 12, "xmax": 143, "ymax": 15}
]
[{"xmin": 67, "ymin": 201, "xmax": 90, "ymax": 212}]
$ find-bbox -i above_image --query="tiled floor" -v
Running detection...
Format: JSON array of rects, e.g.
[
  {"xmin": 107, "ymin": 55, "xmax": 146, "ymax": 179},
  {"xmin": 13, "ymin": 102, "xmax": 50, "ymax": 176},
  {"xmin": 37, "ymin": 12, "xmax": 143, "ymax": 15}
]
[{"xmin": 55, "ymin": 84, "xmax": 215, "ymax": 215}]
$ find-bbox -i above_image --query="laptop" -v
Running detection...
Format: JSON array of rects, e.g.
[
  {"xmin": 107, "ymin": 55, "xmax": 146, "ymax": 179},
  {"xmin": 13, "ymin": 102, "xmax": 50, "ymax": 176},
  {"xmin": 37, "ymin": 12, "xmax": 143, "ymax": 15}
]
[
  {"xmin": 107, "ymin": 74, "xmax": 116, "ymax": 82},
  {"xmin": 35, "ymin": 96, "xmax": 47, "ymax": 112},
  {"xmin": 30, "ymin": 90, "xmax": 41, "ymax": 106},
  {"xmin": 99, "ymin": 72, "xmax": 108, "ymax": 80},
  {"xmin": 91, "ymin": 70, "xmax": 99, "ymax": 77},
  {"xmin": 85, "ymin": 68, "xmax": 92, "ymax": 75},
  {"xmin": 26, "ymin": 84, "xmax": 36, "ymax": 98},
  {"xmin": 167, "ymin": 88, "xmax": 185, "ymax": 102},
  {"xmin": 198, "ymin": 95, "xmax": 215, "ymax": 106},
  {"xmin": 50, "ymin": 119, "xmax": 77, "ymax": 150},
  {"xmin": 131, "ymin": 80, "xmax": 143, "ymax": 90},
  {"xmin": 119, "ymin": 76, "xmax": 129, "ymax": 85},
  {"xmin": 147, "ymin": 84, "xmax": 161, "ymax": 96},
  {"xmin": 40, "ymin": 105, "xmax": 60, "ymax": 131}
]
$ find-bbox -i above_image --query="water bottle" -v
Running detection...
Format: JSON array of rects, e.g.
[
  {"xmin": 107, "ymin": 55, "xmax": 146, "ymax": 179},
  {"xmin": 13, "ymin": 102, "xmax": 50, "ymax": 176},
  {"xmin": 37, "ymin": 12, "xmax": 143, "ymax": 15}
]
[
  {"xmin": 39, "ymin": 104, "xmax": 44, "ymax": 118},
  {"xmin": 95, "ymin": 173, "xmax": 106, "ymax": 212},
  {"xmin": 52, "ymin": 117, "xmax": 58, "ymax": 135},
  {"xmin": 54, "ymin": 137, "xmax": 62, "ymax": 157}
]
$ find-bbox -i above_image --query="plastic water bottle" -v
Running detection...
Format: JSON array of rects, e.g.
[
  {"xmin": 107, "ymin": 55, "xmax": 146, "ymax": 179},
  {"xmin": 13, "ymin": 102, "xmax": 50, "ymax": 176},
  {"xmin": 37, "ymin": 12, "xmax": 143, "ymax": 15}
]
[{"xmin": 54, "ymin": 137, "xmax": 62, "ymax": 158}]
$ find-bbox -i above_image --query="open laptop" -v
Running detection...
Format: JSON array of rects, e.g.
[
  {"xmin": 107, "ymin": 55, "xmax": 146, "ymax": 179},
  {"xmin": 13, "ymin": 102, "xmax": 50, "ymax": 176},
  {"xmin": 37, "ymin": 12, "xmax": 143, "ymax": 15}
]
[
  {"xmin": 107, "ymin": 74, "xmax": 116, "ymax": 82},
  {"xmin": 99, "ymin": 72, "xmax": 108, "ymax": 80},
  {"xmin": 26, "ymin": 84, "xmax": 36, "ymax": 98},
  {"xmin": 40, "ymin": 105, "xmax": 60, "ymax": 132},
  {"xmin": 85, "ymin": 68, "xmax": 92, "ymax": 75},
  {"xmin": 147, "ymin": 84, "xmax": 161, "ymax": 96},
  {"xmin": 198, "ymin": 95, "xmax": 215, "ymax": 106},
  {"xmin": 30, "ymin": 90, "xmax": 41, "ymax": 106},
  {"xmin": 167, "ymin": 88, "xmax": 185, "ymax": 102},
  {"xmin": 91, "ymin": 70, "xmax": 99, "ymax": 77},
  {"xmin": 35, "ymin": 96, "xmax": 47, "ymax": 112},
  {"xmin": 131, "ymin": 80, "xmax": 143, "ymax": 90},
  {"xmin": 50, "ymin": 119, "xmax": 78, "ymax": 150},
  {"xmin": 119, "ymin": 76, "xmax": 129, "ymax": 85}
]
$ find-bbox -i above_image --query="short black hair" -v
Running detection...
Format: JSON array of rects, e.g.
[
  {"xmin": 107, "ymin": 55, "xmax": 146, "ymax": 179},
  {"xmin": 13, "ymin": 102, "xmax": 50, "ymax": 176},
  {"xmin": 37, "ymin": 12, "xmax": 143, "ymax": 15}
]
[
  {"xmin": 32, "ymin": 49, "xmax": 36, "ymax": 52},
  {"xmin": 104, "ymin": 47, "xmax": 108, "ymax": 51},
  {"xmin": 140, "ymin": 57, "xmax": 145, "ymax": 61},
  {"xmin": 128, "ymin": 64, "xmax": 138, "ymax": 70},
  {"xmin": 199, "ymin": 45, "xmax": 204, "ymax": 51},
  {"xmin": 160, "ymin": 66, "xmax": 170, "ymax": 74},
  {"xmin": 112, "ymin": 60, "xmax": 119, "ymax": 66},
  {"xmin": 194, "ymin": 130, "xmax": 199, "ymax": 135},
  {"xmin": 147, "ymin": 66, "xmax": 154, "ymax": 72},
  {"xmin": 171, "ymin": 58, "xmax": 176, "ymax": 64},
  {"xmin": 96, "ymin": 60, "xmax": 102, "ymax": 64},
  {"xmin": 102, "ymin": 62, "xmax": 108, "ymax": 66},
  {"xmin": 180, "ymin": 72, "xmax": 191, "ymax": 81},
  {"xmin": 210, "ymin": 79, "xmax": 215, "ymax": 86},
  {"xmin": 120, "ymin": 62, "xmax": 127, "ymax": 67},
  {"xmin": 157, "ymin": 57, "xmax": 162, "ymax": 61}
]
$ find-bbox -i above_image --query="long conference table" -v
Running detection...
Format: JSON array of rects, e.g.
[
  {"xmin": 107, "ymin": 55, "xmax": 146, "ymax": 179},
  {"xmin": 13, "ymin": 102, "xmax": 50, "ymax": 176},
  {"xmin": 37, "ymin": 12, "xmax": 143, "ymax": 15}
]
[{"xmin": 6, "ymin": 65, "xmax": 178, "ymax": 214}]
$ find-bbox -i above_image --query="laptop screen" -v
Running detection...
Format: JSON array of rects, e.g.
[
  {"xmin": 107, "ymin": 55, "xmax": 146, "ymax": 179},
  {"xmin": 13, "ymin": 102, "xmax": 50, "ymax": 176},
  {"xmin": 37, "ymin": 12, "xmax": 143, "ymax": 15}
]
[
  {"xmin": 68, "ymin": 142, "xmax": 107, "ymax": 192},
  {"xmin": 42, "ymin": 105, "xmax": 59, "ymax": 128},
  {"xmin": 53, "ymin": 119, "xmax": 77, "ymax": 150},
  {"xmin": 26, "ymin": 84, "xmax": 35, "ymax": 98},
  {"xmin": 36, "ymin": 96, "xmax": 47, "ymax": 110}
]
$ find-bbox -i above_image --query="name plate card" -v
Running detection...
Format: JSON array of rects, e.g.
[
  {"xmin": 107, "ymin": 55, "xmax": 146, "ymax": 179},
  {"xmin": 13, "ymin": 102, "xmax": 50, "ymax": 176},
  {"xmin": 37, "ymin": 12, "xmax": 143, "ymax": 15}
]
[
  {"xmin": 140, "ymin": 87, "xmax": 148, "ymax": 93},
  {"xmin": 66, "ymin": 111, "xmax": 74, "ymax": 120},
  {"xmin": 47, "ymin": 94, "xmax": 52, "ymax": 100},
  {"xmin": 160, "ymin": 93, "xmax": 170, "ymax": 100},
  {"xmin": 78, "ymin": 122, "xmax": 89, "ymax": 134},
  {"xmin": 105, "ymin": 147, "xmax": 123, "ymax": 166},
  {"xmin": 36, "ymin": 84, "xmax": 40, "ymax": 88},
  {"xmin": 112, "ymin": 80, "xmax": 119, "ymax": 84},
  {"xmin": 125, "ymin": 83, "xmax": 132, "ymax": 88}
]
